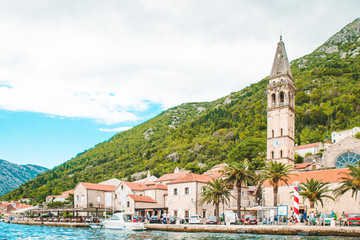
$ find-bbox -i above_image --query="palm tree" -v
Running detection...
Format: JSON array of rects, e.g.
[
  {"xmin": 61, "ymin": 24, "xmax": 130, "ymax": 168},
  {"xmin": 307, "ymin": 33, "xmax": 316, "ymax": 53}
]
[
  {"xmin": 261, "ymin": 161, "xmax": 293, "ymax": 206},
  {"xmin": 221, "ymin": 160, "xmax": 254, "ymax": 218},
  {"xmin": 298, "ymin": 178, "xmax": 335, "ymax": 208},
  {"xmin": 199, "ymin": 178, "xmax": 232, "ymax": 219},
  {"xmin": 334, "ymin": 161, "xmax": 360, "ymax": 199}
]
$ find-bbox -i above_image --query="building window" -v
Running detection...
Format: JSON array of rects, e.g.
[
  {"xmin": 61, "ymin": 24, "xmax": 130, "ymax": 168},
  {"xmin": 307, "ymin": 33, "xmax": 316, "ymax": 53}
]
[
  {"xmin": 241, "ymin": 191, "xmax": 245, "ymax": 197},
  {"xmin": 271, "ymin": 93, "xmax": 276, "ymax": 106},
  {"xmin": 121, "ymin": 185, "xmax": 124, "ymax": 190},
  {"xmin": 97, "ymin": 196, "xmax": 100, "ymax": 202},
  {"xmin": 202, "ymin": 210, "xmax": 206, "ymax": 218},
  {"xmin": 81, "ymin": 195, "xmax": 84, "ymax": 201},
  {"xmin": 280, "ymin": 150, "xmax": 283, "ymax": 158},
  {"xmin": 335, "ymin": 152, "xmax": 360, "ymax": 168},
  {"xmin": 280, "ymin": 128, "xmax": 283, "ymax": 136},
  {"xmin": 174, "ymin": 210, "xmax": 178, "ymax": 217},
  {"xmin": 271, "ymin": 151, "xmax": 274, "ymax": 159},
  {"xmin": 76, "ymin": 195, "xmax": 80, "ymax": 201},
  {"xmin": 174, "ymin": 188, "xmax": 178, "ymax": 196},
  {"xmin": 185, "ymin": 211, "xmax": 189, "ymax": 218},
  {"xmin": 127, "ymin": 201, "xmax": 130, "ymax": 208},
  {"xmin": 185, "ymin": 187, "xmax": 189, "ymax": 195},
  {"xmin": 280, "ymin": 91, "xmax": 285, "ymax": 103},
  {"xmin": 272, "ymin": 130, "xmax": 274, "ymax": 138}
]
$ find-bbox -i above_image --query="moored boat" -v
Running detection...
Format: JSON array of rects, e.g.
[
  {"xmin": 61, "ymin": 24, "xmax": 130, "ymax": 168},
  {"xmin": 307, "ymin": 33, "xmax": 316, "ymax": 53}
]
[
  {"xmin": 89, "ymin": 223, "xmax": 103, "ymax": 228},
  {"xmin": 102, "ymin": 213, "xmax": 145, "ymax": 231}
]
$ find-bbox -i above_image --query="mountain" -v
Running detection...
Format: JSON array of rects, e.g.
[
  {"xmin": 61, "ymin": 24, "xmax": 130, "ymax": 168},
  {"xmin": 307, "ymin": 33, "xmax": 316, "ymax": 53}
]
[
  {"xmin": 0, "ymin": 159, "xmax": 48, "ymax": 196},
  {"xmin": 1, "ymin": 18, "xmax": 360, "ymax": 202}
]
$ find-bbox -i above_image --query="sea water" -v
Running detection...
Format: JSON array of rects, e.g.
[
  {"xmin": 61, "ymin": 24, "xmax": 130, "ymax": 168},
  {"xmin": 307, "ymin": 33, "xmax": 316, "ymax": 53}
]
[{"xmin": 0, "ymin": 222, "xmax": 356, "ymax": 240}]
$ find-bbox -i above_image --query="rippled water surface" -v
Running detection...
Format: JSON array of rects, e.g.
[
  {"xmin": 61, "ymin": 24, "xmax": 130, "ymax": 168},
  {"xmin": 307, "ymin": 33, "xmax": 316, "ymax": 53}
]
[{"xmin": 0, "ymin": 222, "xmax": 357, "ymax": 240}]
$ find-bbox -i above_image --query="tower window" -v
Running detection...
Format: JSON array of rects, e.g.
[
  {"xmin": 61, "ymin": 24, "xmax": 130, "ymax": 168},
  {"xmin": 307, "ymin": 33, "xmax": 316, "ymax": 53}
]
[
  {"xmin": 271, "ymin": 151, "xmax": 274, "ymax": 159},
  {"xmin": 280, "ymin": 91, "xmax": 285, "ymax": 104},
  {"xmin": 280, "ymin": 150, "xmax": 283, "ymax": 158},
  {"xmin": 271, "ymin": 93, "xmax": 276, "ymax": 106},
  {"xmin": 272, "ymin": 130, "xmax": 274, "ymax": 138},
  {"xmin": 280, "ymin": 128, "xmax": 283, "ymax": 136}
]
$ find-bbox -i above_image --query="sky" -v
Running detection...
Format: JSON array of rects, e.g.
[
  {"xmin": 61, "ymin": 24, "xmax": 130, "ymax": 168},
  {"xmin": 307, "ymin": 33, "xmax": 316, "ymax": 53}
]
[{"xmin": 0, "ymin": 0, "xmax": 359, "ymax": 169}]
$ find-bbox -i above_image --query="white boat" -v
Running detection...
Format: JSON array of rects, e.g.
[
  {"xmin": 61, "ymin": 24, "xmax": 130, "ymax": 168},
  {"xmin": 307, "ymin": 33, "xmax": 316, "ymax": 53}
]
[
  {"xmin": 102, "ymin": 213, "xmax": 145, "ymax": 231},
  {"xmin": 89, "ymin": 223, "xmax": 103, "ymax": 228}
]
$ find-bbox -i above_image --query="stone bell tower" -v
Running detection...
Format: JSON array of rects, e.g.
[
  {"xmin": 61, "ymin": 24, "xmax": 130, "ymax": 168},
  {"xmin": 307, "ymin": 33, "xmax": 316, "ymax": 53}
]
[{"xmin": 267, "ymin": 36, "xmax": 295, "ymax": 166}]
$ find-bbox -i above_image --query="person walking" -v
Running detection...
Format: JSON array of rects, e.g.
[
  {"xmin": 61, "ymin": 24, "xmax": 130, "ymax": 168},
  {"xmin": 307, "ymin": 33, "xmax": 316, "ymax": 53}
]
[
  {"xmin": 162, "ymin": 212, "xmax": 167, "ymax": 224},
  {"xmin": 303, "ymin": 211, "xmax": 307, "ymax": 224}
]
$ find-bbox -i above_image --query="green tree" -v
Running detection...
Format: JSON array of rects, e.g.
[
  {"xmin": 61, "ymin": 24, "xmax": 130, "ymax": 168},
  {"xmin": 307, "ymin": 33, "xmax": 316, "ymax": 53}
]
[
  {"xmin": 65, "ymin": 193, "xmax": 74, "ymax": 207},
  {"xmin": 294, "ymin": 153, "xmax": 304, "ymax": 164},
  {"xmin": 221, "ymin": 160, "xmax": 254, "ymax": 218},
  {"xmin": 354, "ymin": 132, "xmax": 360, "ymax": 140},
  {"xmin": 227, "ymin": 137, "xmax": 266, "ymax": 163},
  {"xmin": 199, "ymin": 178, "xmax": 232, "ymax": 219},
  {"xmin": 298, "ymin": 178, "xmax": 335, "ymax": 208},
  {"xmin": 261, "ymin": 161, "xmax": 293, "ymax": 206},
  {"xmin": 334, "ymin": 161, "xmax": 360, "ymax": 199}
]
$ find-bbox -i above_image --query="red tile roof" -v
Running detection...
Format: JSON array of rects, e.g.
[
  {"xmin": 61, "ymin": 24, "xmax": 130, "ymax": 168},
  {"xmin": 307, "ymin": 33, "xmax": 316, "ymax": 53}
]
[
  {"xmin": 16, "ymin": 203, "xmax": 33, "ymax": 209},
  {"xmin": 62, "ymin": 190, "xmax": 74, "ymax": 194},
  {"xmin": 294, "ymin": 142, "xmax": 322, "ymax": 150},
  {"xmin": 79, "ymin": 182, "xmax": 115, "ymax": 192},
  {"xmin": 294, "ymin": 162, "xmax": 312, "ymax": 169},
  {"xmin": 46, "ymin": 195, "xmax": 62, "ymax": 198},
  {"xmin": 0, "ymin": 204, "xmax": 12, "ymax": 207},
  {"xmin": 202, "ymin": 168, "xmax": 222, "ymax": 178},
  {"xmin": 155, "ymin": 171, "xmax": 191, "ymax": 182},
  {"xmin": 146, "ymin": 184, "xmax": 168, "ymax": 190},
  {"xmin": 168, "ymin": 172, "xmax": 213, "ymax": 184},
  {"xmin": 263, "ymin": 168, "xmax": 351, "ymax": 187},
  {"xmin": 128, "ymin": 195, "xmax": 156, "ymax": 203},
  {"xmin": 123, "ymin": 181, "xmax": 147, "ymax": 191}
]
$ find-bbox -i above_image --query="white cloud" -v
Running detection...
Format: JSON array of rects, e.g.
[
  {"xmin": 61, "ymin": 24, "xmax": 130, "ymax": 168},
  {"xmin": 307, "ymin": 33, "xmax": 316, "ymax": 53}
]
[
  {"xmin": 0, "ymin": 0, "xmax": 358, "ymax": 125},
  {"xmin": 99, "ymin": 126, "xmax": 133, "ymax": 132}
]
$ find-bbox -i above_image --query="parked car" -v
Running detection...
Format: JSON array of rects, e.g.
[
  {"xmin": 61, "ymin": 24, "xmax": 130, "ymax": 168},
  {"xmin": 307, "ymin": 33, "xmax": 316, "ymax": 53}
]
[
  {"xmin": 149, "ymin": 215, "xmax": 161, "ymax": 224},
  {"xmin": 224, "ymin": 210, "xmax": 238, "ymax": 224},
  {"xmin": 346, "ymin": 213, "xmax": 360, "ymax": 225},
  {"xmin": 189, "ymin": 215, "xmax": 202, "ymax": 224},
  {"xmin": 205, "ymin": 216, "xmax": 219, "ymax": 224},
  {"xmin": 310, "ymin": 213, "xmax": 334, "ymax": 225},
  {"xmin": 240, "ymin": 215, "xmax": 258, "ymax": 225}
]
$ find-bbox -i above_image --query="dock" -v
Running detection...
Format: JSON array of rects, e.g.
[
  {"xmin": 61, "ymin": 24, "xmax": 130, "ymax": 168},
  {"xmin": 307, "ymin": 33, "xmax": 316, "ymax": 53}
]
[
  {"xmin": 8, "ymin": 221, "xmax": 360, "ymax": 237},
  {"xmin": 144, "ymin": 224, "xmax": 360, "ymax": 237},
  {"xmin": 9, "ymin": 220, "xmax": 89, "ymax": 228}
]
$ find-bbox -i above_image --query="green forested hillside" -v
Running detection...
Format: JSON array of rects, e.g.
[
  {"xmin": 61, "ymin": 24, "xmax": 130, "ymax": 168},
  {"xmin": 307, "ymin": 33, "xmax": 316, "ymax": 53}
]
[{"xmin": 1, "ymin": 18, "xmax": 360, "ymax": 202}]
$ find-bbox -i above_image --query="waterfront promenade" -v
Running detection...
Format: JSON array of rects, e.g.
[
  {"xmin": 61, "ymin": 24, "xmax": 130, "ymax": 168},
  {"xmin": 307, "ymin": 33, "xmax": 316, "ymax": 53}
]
[{"xmin": 9, "ymin": 220, "xmax": 360, "ymax": 237}]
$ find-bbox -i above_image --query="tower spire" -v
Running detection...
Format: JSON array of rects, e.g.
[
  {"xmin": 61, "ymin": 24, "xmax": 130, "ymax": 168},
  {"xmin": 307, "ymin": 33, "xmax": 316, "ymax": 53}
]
[{"xmin": 269, "ymin": 36, "xmax": 292, "ymax": 79}]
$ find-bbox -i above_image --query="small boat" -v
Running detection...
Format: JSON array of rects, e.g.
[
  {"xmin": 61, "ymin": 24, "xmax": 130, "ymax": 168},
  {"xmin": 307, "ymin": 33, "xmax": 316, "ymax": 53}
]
[
  {"xmin": 89, "ymin": 223, "xmax": 103, "ymax": 228},
  {"xmin": 102, "ymin": 213, "xmax": 145, "ymax": 231}
]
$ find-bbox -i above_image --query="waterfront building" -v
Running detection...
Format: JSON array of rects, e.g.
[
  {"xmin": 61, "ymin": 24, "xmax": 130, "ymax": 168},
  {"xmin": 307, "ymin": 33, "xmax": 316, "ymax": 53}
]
[
  {"xmin": 167, "ymin": 172, "xmax": 214, "ymax": 220},
  {"xmin": 261, "ymin": 168, "xmax": 360, "ymax": 215},
  {"xmin": 266, "ymin": 36, "xmax": 296, "ymax": 166},
  {"xmin": 0, "ymin": 203, "xmax": 14, "ymax": 214},
  {"xmin": 73, "ymin": 182, "xmax": 115, "ymax": 209},
  {"xmin": 114, "ymin": 181, "xmax": 168, "ymax": 216}
]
